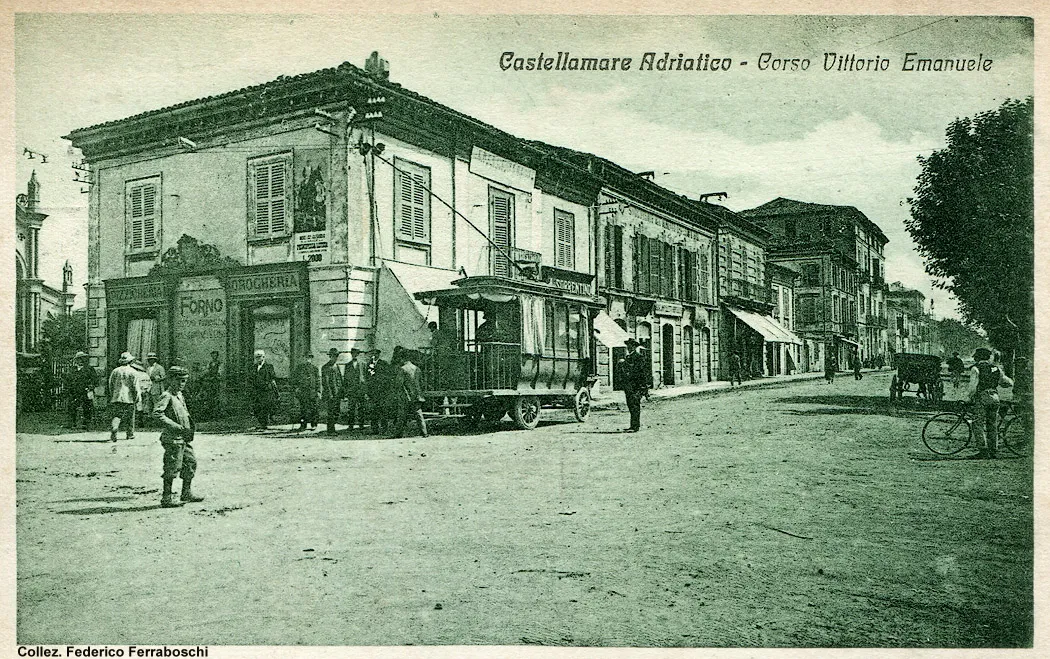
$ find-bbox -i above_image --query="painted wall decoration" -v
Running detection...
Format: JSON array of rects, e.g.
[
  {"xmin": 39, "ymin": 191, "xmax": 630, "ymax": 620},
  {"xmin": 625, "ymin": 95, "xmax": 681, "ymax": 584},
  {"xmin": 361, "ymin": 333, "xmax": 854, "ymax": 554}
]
[
  {"xmin": 174, "ymin": 276, "xmax": 227, "ymax": 378},
  {"xmin": 294, "ymin": 151, "xmax": 328, "ymax": 234}
]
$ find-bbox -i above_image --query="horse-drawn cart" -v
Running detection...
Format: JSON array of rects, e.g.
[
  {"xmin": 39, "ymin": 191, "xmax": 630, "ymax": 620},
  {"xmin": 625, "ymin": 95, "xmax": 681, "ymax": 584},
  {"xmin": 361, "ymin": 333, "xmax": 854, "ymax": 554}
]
[
  {"xmin": 889, "ymin": 353, "xmax": 945, "ymax": 401},
  {"xmin": 415, "ymin": 274, "xmax": 603, "ymax": 430}
]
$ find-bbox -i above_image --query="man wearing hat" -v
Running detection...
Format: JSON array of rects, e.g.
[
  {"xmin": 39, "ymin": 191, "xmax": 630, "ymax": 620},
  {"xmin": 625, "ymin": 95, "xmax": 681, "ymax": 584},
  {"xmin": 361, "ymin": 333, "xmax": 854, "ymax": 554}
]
[
  {"xmin": 342, "ymin": 347, "xmax": 368, "ymax": 431},
  {"xmin": 292, "ymin": 350, "xmax": 321, "ymax": 431},
  {"xmin": 618, "ymin": 338, "xmax": 651, "ymax": 432},
  {"xmin": 153, "ymin": 365, "xmax": 204, "ymax": 508},
  {"xmin": 367, "ymin": 348, "xmax": 395, "ymax": 434},
  {"xmin": 65, "ymin": 351, "xmax": 97, "ymax": 430},
  {"xmin": 321, "ymin": 348, "xmax": 343, "ymax": 435},
  {"xmin": 967, "ymin": 347, "xmax": 1014, "ymax": 459},
  {"xmin": 108, "ymin": 351, "xmax": 141, "ymax": 442},
  {"xmin": 250, "ymin": 349, "xmax": 279, "ymax": 430}
]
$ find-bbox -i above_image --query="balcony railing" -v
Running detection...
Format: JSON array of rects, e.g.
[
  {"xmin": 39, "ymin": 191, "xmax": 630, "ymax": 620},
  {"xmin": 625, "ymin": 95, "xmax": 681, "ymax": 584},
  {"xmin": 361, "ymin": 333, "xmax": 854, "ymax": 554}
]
[
  {"xmin": 865, "ymin": 313, "xmax": 887, "ymax": 328},
  {"xmin": 726, "ymin": 277, "xmax": 772, "ymax": 304},
  {"xmin": 489, "ymin": 245, "xmax": 542, "ymax": 279}
]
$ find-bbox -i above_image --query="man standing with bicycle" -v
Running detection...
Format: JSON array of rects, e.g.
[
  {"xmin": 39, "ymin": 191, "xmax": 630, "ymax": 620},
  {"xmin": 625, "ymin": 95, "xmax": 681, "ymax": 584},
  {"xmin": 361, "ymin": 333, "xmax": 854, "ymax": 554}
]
[{"xmin": 967, "ymin": 347, "xmax": 1013, "ymax": 459}]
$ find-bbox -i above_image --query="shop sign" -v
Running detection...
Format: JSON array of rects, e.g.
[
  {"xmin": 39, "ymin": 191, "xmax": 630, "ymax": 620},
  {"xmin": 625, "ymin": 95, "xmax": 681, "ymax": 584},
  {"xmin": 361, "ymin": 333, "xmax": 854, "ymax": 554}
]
[
  {"xmin": 293, "ymin": 231, "xmax": 329, "ymax": 264},
  {"xmin": 655, "ymin": 301, "xmax": 684, "ymax": 317},
  {"xmin": 174, "ymin": 277, "xmax": 226, "ymax": 374},
  {"xmin": 106, "ymin": 279, "xmax": 167, "ymax": 308},
  {"xmin": 469, "ymin": 147, "xmax": 536, "ymax": 193},
  {"xmin": 542, "ymin": 267, "xmax": 594, "ymax": 296},
  {"xmin": 226, "ymin": 269, "xmax": 302, "ymax": 298}
]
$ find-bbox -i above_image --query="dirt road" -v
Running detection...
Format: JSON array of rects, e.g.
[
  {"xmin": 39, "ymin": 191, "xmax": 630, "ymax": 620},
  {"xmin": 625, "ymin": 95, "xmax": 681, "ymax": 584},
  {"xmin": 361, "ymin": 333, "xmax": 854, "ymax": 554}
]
[{"xmin": 16, "ymin": 372, "xmax": 1033, "ymax": 647}]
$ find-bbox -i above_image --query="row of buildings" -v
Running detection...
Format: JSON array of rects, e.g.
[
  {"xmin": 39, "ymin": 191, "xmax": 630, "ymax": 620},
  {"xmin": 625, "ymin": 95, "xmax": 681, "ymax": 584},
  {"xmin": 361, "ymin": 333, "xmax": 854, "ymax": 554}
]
[{"xmin": 57, "ymin": 54, "xmax": 937, "ymax": 403}]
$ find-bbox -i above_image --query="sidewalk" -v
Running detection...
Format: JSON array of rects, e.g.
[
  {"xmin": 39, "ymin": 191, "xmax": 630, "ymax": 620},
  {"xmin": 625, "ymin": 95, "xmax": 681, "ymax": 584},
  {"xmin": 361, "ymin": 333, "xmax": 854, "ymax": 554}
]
[{"xmin": 590, "ymin": 368, "xmax": 888, "ymax": 409}]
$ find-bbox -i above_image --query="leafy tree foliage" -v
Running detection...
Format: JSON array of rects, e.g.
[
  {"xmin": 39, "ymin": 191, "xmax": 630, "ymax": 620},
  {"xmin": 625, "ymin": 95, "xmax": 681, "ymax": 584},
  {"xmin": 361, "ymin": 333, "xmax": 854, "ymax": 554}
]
[
  {"xmin": 906, "ymin": 98, "xmax": 1033, "ymax": 357},
  {"xmin": 933, "ymin": 317, "xmax": 987, "ymax": 359},
  {"xmin": 149, "ymin": 234, "xmax": 241, "ymax": 278},
  {"xmin": 39, "ymin": 307, "xmax": 88, "ymax": 363}
]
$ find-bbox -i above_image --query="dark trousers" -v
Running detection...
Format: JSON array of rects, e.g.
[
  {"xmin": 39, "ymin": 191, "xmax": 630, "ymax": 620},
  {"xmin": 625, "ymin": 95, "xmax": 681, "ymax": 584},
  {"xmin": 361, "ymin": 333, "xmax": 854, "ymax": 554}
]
[
  {"xmin": 324, "ymin": 397, "xmax": 341, "ymax": 432},
  {"xmin": 853, "ymin": 368, "xmax": 863, "ymax": 380},
  {"xmin": 729, "ymin": 369, "xmax": 742, "ymax": 386},
  {"xmin": 296, "ymin": 393, "xmax": 318, "ymax": 427},
  {"xmin": 369, "ymin": 393, "xmax": 390, "ymax": 432},
  {"xmin": 625, "ymin": 389, "xmax": 643, "ymax": 430},
  {"xmin": 393, "ymin": 400, "xmax": 428, "ymax": 438},
  {"xmin": 345, "ymin": 390, "xmax": 366, "ymax": 428},
  {"xmin": 68, "ymin": 395, "xmax": 93, "ymax": 429},
  {"xmin": 252, "ymin": 398, "xmax": 273, "ymax": 428},
  {"xmin": 161, "ymin": 439, "xmax": 196, "ymax": 481}
]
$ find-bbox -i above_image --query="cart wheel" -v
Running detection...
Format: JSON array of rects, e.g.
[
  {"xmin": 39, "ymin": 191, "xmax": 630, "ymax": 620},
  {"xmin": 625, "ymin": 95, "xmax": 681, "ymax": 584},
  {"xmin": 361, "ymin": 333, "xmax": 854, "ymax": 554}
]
[
  {"xmin": 573, "ymin": 387, "xmax": 591, "ymax": 422},
  {"xmin": 889, "ymin": 375, "xmax": 898, "ymax": 401},
  {"xmin": 512, "ymin": 396, "xmax": 541, "ymax": 430}
]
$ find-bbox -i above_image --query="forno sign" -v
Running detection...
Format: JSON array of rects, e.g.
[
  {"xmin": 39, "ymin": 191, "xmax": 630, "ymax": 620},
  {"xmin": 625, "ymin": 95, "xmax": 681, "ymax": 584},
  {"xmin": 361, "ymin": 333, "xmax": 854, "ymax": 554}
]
[{"xmin": 469, "ymin": 147, "xmax": 536, "ymax": 193}]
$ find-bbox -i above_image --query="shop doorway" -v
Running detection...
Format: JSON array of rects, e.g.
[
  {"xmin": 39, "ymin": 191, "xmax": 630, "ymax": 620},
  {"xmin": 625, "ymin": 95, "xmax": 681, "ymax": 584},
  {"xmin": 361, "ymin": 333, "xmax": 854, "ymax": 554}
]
[
  {"xmin": 661, "ymin": 323, "xmax": 675, "ymax": 386},
  {"xmin": 683, "ymin": 325, "xmax": 695, "ymax": 384},
  {"xmin": 242, "ymin": 304, "xmax": 292, "ymax": 379},
  {"xmin": 700, "ymin": 326, "xmax": 712, "ymax": 382}
]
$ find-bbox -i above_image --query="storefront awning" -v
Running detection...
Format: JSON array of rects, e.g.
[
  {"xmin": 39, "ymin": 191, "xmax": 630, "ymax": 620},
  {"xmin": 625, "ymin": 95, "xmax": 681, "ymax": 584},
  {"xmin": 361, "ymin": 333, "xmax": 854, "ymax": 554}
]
[
  {"xmin": 727, "ymin": 306, "xmax": 803, "ymax": 345},
  {"xmin": 837, "ymin": 336, "xmax": 861, "ymax": 348},
  {"xmin": 376, "ymin": 261, "xmax": 463, "ymax": 356},
  {"xmin": 593, "ymin": 311, "xmax": 631, "ymax": 348},
  {"xmin": 383, "ymin": 261, "xmax": 462, "ymax": 322}
]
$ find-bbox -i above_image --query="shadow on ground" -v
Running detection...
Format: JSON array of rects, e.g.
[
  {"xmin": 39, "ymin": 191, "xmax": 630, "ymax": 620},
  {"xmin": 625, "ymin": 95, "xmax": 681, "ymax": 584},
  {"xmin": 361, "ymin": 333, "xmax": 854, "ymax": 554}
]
[{"xmin": 775, "ymin": 394, "xmax": 961, "ymax": 419}]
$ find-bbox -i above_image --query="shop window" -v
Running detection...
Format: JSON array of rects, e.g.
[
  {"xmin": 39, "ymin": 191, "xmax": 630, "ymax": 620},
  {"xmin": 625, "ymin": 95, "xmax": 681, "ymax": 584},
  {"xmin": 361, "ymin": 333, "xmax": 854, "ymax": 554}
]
[
  {"xmin": 248, "ymin": 153, "xmax": 293, "ymax": 241},
  {"xmin": 125, "ymin": 176, "xmax": 160, "ymax": 254},
  {"xmin": 395, "ymin": 158, "xmax": 431, "ymax": 244},
  {"xmin": 126, "ymin": 318, "xmax": 158, "ymax": 361},
  {"xmin": 554, "ymin": 209, "xmax": 575, "ymax": 269}
]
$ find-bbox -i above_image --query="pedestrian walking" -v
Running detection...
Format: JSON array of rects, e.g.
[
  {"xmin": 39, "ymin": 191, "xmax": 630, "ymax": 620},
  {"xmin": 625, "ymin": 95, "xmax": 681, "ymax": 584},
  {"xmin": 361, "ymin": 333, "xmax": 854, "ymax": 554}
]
[
  {"xmin": 108, "ymin": 351, "xmax": 141, "ymax": 442},
  {"xmin": 132, "ymin": 358, "xmax": 152, "ymax": 422},
  {"xmin": 200, "ymin": 351, "xmax": 223, "ymax": 420},
  {"xmin": 367, "ymin": 348, "xmax": 394, "ymax": 433},
  {"xmin": 824, "ymin": 353, "xmax": 837, "ymax": 384},
  {"xmin": 852, "ymin": 350, "xmax": 863, "ymax": 380},
  {"xmin": 65, "ymin": 351, "xmax": 97, "ymax": 430},
  {"xmin": 729, "ymin": 350, "xmax": 743, "ymax": 387},
  {"xmin": 145, "ymin": 353, "xmax": 166, "ymax": 424},
  {"xmin": 619, "ymin": 338, "xmax": 651, "ymax": 432},
  {"xmin": 321, "ymin": 348, "xmax": 342, "ymax": 435},
  {"xmin": 342, "ymin": 347, "xmax": 368, "ymax": 431},
  {"xmin": 967, "ymin": 347, "xmax": 1013, "ymax": 459},
  {"xmin": 393, "ymin": 349, "xmax": 429, "ymax": 438},
  {"xmin": 292, "ymin": 351, "xmax": 321, "ymax": 431},
  {"xmin": 153, "ymin": 365, "xmax": 204, "ymax": 508},
  {"xmin": 947, "ymin": 352, "xmax": 966, "ymax": 390},
  {"xmin": 249, "ymin": 349, "xmax": 279, "ymax": 429}
]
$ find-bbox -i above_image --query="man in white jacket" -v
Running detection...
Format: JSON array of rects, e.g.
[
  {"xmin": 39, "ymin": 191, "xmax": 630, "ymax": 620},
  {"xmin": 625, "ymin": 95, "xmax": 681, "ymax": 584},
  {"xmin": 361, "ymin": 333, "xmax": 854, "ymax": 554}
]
[{"xmin": 108, "ymin": 351, "xmax": 141, "ymax": 442}]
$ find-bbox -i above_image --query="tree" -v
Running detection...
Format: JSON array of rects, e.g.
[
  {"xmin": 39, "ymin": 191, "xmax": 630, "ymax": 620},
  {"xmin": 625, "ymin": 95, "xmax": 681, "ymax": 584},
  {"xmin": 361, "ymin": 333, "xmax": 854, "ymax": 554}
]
[
  {"xmin": 149, "ymin": 234, "xmax": 241, "ymax": 278},
  {"xmin": 933, "ymin": 317, "xmax": 986, "ymax": 359},
  {"xmin": 906, "ymin": 98, "xmax": 1033, "ymax": 358},
  {"xmin": 39, "ymin": 307, "xmax": 88, "ymax": 363}
]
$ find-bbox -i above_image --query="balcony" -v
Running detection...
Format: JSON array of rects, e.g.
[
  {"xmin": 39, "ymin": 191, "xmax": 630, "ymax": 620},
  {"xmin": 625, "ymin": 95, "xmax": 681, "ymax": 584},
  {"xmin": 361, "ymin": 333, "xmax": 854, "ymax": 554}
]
[
  {"xmin": 489, "ymin": 245, "xmax": 543, "ymax": 279},
  {"xmin": 865, "ymin": 313, "xmax": 887, "ymax": 328},
  {"xmin": 725, "ymin": 277, "xmax": 772, "ymax": 304}
]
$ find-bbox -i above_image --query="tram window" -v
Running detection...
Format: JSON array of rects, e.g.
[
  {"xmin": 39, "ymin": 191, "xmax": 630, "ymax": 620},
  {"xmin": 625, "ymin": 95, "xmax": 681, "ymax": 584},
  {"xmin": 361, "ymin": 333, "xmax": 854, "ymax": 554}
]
[
  {"xmin": 568, "ymin": 306, "xmax": 581, "ymax": 357},
  {"xmin": 554, "ymin": 302, "xmax": 569, "ymax": 355},
  {"xmin": 543, "ymin": 300, "xmax": 555, "ymax": 352}
]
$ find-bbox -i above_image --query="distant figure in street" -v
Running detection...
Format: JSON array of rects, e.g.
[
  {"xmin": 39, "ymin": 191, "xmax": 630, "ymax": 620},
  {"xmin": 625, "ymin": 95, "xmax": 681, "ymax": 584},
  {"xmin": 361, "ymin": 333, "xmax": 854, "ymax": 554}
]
[
  {"xmin": 249, "ymin": 349, "xmax": 279, "ymax": 430},
  {"xmin": 292, "ymin": 351, "xmax": 321, "ymax": 431},
  {"xmin": 131, "ymin": 358, "xmax": 152, "ymax": 422},
  {"xmin": 852, "ymin": 350, "xmax": 863, "ymax": 380},
  {"xmin": 367, "ymin": 348, "xmax": 394, "ymax": 433},
  {"xmin": 619, "ymin": 338, "xmax": 651, "ymax": 432},
  {"xmin": 342, "ymin": 347, "xmax": 368, "ymax": 431},
  {"xmin": 321, "ymin": 348, "xmax": 343, "ymax": 435},
  {"xmin": 145, "ymin": 353, "xmax": 166, "ymax": 424},
  {"xmin": 824, "ymin": 353, "xmax": 837, "ymax": 384},
  {"xmin": 729, "ymin": 350, "xmax": 743, "ymax": 387},
  {"xmin": 200, "ymin": 351, "xmax": 223, "ymax": 420},
  {"xmin": 153, "ymin": 365, "xmax": 204, "ymax": 508},
  {"xmin": 108, "ymin": 351, "xmax": 141, "ymax": 442},
  {"xmin": 947, "ymin": 351, "xmax": 966, "ymax": 390},
  {"xmin": 967, "ymin": 347, "xmax": 1013, "ymax": 459},
  {"xmin": 66, "ymin": 351, "xmax": 97, "ymax": 430},
  {"xmin": 393, "ymin": 350, "xmax": 429, "ymax": 438}
]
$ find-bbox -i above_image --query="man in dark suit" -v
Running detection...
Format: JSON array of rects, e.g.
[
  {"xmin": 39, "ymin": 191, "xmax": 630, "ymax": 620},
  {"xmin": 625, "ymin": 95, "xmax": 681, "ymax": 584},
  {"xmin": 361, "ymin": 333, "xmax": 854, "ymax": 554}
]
[
  {"xmin": 65, "ymin": 351, "xmax": 98, "ymax": 430},
  {"xmin": 342, "ymin": 347, "xmax": 368, "ymax": 431},
  {"xmin": 321, "ymin": 348, "xmax": 342, "ymax": 435},
  {"xmin": 619, "ymin": 338, "xmax": 651, "ymax": 432},
  {"xmin": 292, "ymin": 351, "xmax": 321, "ymax": 431},
  {"xmin": 250, "ymin": 349, "xmax": 279, "ymax": 429}
]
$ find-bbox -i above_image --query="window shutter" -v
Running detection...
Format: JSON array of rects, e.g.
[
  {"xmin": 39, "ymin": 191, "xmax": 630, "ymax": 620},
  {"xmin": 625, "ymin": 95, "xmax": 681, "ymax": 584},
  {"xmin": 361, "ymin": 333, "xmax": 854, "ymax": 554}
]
[
  {"xmin": 270, "ymin": 160, "xmax": 288, "ymax": 235},
  {"xmin": 613, "ymin": 225, "xmax": 624, "ymax": 288},
  {"xmin": 141, "ymin": 183, "xmax": 157, "ymax": 248},
  {"xmin": 490, "ymin": 189, "xmax": 513, "ymax": 277},
  {"xmin": 603, "ymin": 224, "xmax": 613, "ymax": 287},
  {"xmin": 555, "ymin": 210, "xmax": 574, "ymax": 269},
  {"xmin": 127, "ymin": 178, "xmax": 160, "ymax": 252},
  {"xmin": 129, "ymin": 186, "xmax": 144, "ymax": 250},
  {"xmin": 664, "ymin": 242, "xmax": 675, "ymax": 298},
  {"xmin": 396, "ymin": 162, "xmax": 431, "ymax": 242},
  {"xmin": 248, "ymin": 155, "xmax": 291, "ymax": 239}
]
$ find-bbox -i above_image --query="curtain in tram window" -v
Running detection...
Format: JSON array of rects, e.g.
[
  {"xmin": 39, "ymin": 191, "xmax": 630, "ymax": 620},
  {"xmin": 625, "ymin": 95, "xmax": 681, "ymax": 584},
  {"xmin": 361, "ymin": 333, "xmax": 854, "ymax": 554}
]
[
  {"xmin": 126, "ymin": 318, "xmax": 157, "ymax": 362},
  {"xmin": 521, "ymin": 296, "xmax": 545, "ymax": 354}
]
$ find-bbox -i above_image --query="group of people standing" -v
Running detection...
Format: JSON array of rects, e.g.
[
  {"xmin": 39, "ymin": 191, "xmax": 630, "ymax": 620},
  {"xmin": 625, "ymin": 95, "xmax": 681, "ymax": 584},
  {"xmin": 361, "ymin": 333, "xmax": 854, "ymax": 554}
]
[{"xmin": 288, "ymin": 346, "xmax": 429, "ymax": 438}]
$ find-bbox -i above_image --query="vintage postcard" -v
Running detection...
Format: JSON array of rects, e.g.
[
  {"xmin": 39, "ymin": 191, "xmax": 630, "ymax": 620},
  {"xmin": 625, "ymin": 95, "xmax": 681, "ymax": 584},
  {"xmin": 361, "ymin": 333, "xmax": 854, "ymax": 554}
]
[{"xmin": 7, "ymin": 3, "xmax": 1042, "ymax": 657}]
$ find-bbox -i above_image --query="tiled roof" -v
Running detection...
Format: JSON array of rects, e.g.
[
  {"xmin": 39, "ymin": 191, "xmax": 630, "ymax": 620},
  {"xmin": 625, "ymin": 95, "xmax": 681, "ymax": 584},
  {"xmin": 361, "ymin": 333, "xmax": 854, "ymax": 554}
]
[{"xmin": 741, "ymin": 197, "xmax": 888, "ymax": 243}]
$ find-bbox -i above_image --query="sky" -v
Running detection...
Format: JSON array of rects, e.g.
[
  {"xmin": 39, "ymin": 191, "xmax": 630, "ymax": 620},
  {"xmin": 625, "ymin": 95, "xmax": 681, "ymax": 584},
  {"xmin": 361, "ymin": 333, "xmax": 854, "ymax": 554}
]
[{"xmin": 14, "ymin": 14, "xmax": 1034, "ymax": 318}]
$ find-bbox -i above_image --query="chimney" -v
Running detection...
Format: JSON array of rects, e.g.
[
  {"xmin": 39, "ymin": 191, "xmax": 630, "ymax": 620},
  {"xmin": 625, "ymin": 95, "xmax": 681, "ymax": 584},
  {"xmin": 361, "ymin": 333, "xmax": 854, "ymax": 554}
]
[
  {"xmin": 365, "ymin": 51, "xmax": 390, "ymax": 80},
  {"xmin": 27, "ymin": 170, "xmax": 40, "ymax": 213}
]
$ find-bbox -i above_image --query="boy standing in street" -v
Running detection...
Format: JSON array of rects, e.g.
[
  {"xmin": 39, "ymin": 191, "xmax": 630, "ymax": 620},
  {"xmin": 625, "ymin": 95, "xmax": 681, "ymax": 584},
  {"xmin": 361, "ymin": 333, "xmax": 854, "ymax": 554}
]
[
  {"xmin": 153, "ymin": 365, "xmax": 204, "ymax": 508},
  {"xmin": 967, "ymin": 347, "xmax": 1013, "ymax": 459}
]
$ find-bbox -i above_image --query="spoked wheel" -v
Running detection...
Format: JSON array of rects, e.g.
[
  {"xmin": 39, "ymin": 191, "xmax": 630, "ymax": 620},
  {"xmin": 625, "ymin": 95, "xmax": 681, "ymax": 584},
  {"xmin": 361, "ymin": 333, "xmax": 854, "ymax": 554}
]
[
  {"xmin": 463, "ymin": 405, "xmax": 482, "ymax": 429},
  {"xmin": 922, "ymin": 412, "xmax": 972, "ymax": 455},
  {"xmin": 1000, "ymin": 415, "xmax": 1032, "ymax": 458},
  {"xmin": 512, "ymin": 396, "xmax": 541, "ymax": 430},
  {"xmin": 573, "ymin": 387, "xmax": 591, "ymax": 422}
]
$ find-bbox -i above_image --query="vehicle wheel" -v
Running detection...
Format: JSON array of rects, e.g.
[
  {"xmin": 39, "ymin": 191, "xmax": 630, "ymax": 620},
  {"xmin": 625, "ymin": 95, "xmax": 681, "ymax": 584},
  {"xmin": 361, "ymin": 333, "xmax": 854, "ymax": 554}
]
[
  {"xmin": 922, "ymin": 412, "xmax": 972, "ymax": 455},
  {"xmin": 481, "ymin": 399, "xmax": 508, "ymax": 422},
  {"xmin": 1000, "ymin": 415, "xmax": 1031, "ymax": 458},
  {"xmin": 512, "ymin": 396, "xmax": 541, "ymax": 430},
  {"xmin": 463, "ymin": 405, "xmax": 482, "ymax": 429},
  {"xmin": 573, "ymin": 387, "xmax": 591, "ymax": 422},
  {"xmin": 889, "ymin": 375, "xmax": 898, "ymax": 401}
]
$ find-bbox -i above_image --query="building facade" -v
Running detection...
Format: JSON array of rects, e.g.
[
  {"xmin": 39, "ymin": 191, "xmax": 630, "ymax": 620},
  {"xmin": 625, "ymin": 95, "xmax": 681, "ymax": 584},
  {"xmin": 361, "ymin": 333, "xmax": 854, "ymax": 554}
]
[
  {"xmin": 886, "ymin": 282, "xmax": 934, "ymax": 355},
  {"xmin": 15, "ymin": 171, "xmax": 76, "ymax": 358},
  {"xmin": 65, "ymin": 57, "xmax": 603, "ymax": 403}
]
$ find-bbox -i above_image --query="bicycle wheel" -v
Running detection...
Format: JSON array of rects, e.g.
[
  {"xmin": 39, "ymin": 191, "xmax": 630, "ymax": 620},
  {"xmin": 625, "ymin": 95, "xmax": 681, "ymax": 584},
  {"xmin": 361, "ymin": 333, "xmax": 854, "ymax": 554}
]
[
  {"xmin": 1000, "ymin": 415, "xmax": 1032, "ymax": 458},
  {"xmin": 922, "ymin": 412, "xmax": 972, "ymax": 455}
]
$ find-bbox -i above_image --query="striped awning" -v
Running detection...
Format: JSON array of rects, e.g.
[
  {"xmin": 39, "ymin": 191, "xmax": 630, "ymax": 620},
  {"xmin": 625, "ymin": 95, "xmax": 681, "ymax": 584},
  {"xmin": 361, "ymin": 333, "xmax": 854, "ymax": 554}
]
[{"xmin": 726, "ymin": 306, "xmax": 803, "ymax": 345}]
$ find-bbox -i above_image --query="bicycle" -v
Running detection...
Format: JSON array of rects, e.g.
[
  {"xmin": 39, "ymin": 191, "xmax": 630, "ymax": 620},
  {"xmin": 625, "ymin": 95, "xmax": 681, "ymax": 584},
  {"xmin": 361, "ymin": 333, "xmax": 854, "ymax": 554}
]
[{"xmin": 921, "ymin": 398, "xmax": 1032, "ymax": 457}]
